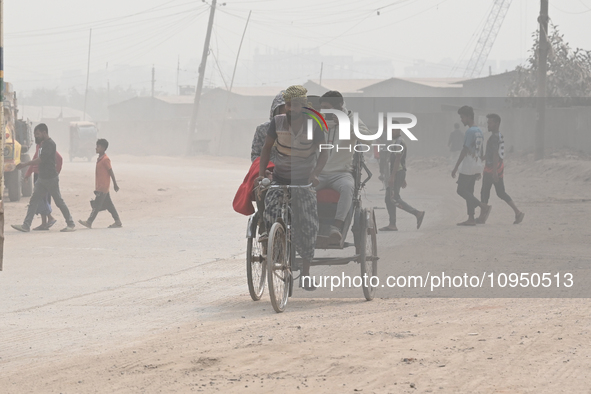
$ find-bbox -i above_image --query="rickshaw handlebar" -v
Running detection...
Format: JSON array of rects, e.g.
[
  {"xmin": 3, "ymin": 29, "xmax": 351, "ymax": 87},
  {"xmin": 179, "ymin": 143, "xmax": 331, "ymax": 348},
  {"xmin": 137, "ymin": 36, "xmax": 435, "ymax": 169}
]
[{"xmin": 267, "ymin": 183, "xmax": 314, "ymax": 189}]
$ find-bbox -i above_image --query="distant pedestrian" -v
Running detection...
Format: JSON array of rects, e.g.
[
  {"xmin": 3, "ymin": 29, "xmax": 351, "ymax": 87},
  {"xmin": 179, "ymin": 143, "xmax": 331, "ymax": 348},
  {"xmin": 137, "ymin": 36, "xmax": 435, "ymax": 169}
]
[
  {"xmin": 12, "ymin": 123, "xmax": 76, "ymax": 232},
  {"xmin": 377, "ymin": 128, "xmax": 390, "ymax": 190},
  {"xmin": 448, "ymin": 123, "xmax": 464, "ymax": 155},
  {"xmin": 451, "ymin": 106, "xmax": 491, "ymax": 226},
  {"xmin": 380, "ymin": 121, "xmax": 425, "ymax": 231},
  {"xmin": 78, "ymin": 139, "xmax": 122, "ymax": 229},
  {"xmin": 24, "ymin": 143, "xmax": 64, "ymax": 230},
  {"xmin": 478, "ymin": 114, "xmax": 525, "ymax": 224}
]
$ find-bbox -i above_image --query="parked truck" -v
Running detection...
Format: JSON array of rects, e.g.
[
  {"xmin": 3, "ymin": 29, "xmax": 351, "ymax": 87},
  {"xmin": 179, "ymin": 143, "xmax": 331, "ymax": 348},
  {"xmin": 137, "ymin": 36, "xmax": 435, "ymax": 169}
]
[{"xmin": 2, "ymin": 82, "xmax": 33, "ymax": 202}]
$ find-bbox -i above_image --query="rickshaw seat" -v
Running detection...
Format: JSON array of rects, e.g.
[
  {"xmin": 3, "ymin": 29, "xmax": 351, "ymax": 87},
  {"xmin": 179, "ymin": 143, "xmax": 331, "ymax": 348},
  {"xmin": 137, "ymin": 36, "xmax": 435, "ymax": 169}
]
[{"xmin": 317, "ymin": 188, "xmax": 340, "ymax": 204}]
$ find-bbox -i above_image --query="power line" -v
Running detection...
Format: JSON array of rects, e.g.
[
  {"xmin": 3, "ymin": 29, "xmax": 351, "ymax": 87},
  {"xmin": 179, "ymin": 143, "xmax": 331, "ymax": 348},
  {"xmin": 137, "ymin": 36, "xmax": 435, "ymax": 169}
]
[{"xmin": 7, "ymin": 1, "xmax": 204, "ymax": 37}]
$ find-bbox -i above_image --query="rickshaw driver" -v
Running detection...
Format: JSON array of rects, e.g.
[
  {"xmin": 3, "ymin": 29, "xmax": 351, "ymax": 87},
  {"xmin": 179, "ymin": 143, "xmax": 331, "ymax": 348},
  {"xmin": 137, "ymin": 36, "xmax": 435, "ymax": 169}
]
[
  {"xmin": 316, "ymin": 91, "xmax": 370, "ymax": 243},
  {"xmin": 257, "ymin": 85, "xmax": 328, "ymax": 291}
]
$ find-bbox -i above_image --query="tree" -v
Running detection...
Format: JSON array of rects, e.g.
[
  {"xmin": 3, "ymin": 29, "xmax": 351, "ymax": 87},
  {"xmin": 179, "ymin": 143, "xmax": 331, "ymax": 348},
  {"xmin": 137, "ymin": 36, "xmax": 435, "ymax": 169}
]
[{"xmin": 509, "ymin": 23, "xmax": 591, "ymax": 102}]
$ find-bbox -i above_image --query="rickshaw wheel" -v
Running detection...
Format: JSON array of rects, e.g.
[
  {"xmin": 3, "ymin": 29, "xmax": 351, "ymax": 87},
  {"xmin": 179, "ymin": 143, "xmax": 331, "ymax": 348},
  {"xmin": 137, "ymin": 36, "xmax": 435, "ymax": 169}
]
[
  {"xmin": 267, "ymin": 222, "xmax": 291, "ymax": 313},
  {"xmin": 359, "ymin": 209, "xmax": 378, "ymax": 301},
  {"xmin": 246, "ymin": 219, "xmax": 266, "ymax": 301}
]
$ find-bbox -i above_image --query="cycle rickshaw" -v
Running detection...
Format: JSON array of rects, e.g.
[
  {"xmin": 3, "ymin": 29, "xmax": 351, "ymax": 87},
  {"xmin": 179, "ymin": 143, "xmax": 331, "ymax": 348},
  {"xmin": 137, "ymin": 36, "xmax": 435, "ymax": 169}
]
[{"xmin": 245, "ymin": 151, "xmax": 379, "ymax": 313}]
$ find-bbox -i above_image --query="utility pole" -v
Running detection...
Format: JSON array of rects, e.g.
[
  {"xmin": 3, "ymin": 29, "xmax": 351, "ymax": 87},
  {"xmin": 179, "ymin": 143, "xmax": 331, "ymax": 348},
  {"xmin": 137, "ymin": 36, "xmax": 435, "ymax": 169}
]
[
  {"xmin": 0, "ymin": 0, "xmax": 4, "ymax": 270},
  {"xmin": 176, "ymin": 55, "xmax": 180, "ymax": 95},
  {"xmin": 228, "ymin": 10, "xmax": 251, "ymax": 93},
  {"xmin": 82, "ymin": 28, "xmax": 92, "ymax": 121},
  {"xmin": 187, "ymin": 0, "xmax": 217, "ymax": 155},
  {"xmin": 319, "ymin": 62, "xmax": 324, "ymax": 86},
  {"xmin": 151, "ymin": 65, "xmax": 155, "ymax": 98},
  {"xmin": 535, "ymin": 0, "xmax": 549, "ymax": 160},
  {"xmin": 106, "ymin": 62, "xmax": 110, "ymax": 106},
  {"xmin": 216, "ymin": 10, "xmax": 251, "ymax": 155}
]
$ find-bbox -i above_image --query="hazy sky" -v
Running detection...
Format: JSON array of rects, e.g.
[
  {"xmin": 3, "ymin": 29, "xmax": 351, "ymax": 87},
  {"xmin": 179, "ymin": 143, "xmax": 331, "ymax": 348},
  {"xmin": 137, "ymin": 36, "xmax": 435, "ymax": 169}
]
[{"xmin": 6, "ymin": 0, "xmax": 591, "ymax": 93}]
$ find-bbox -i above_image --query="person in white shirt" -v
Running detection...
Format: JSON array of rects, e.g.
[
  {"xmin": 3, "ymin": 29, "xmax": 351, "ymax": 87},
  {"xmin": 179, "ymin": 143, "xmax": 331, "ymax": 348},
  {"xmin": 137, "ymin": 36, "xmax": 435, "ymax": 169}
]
[
  {"xmin": 316, "ymin": 91, "xmax": 369, "ymax": 242},
  {"xmin": 451, "ymin": 105, "xmax": 492, "ymax": 226}
]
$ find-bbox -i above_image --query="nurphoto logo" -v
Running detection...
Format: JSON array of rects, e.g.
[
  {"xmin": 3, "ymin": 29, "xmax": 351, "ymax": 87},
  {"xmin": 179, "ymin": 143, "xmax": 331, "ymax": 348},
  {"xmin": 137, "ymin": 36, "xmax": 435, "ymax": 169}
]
[{"xmin": 304, "ymin": 108, "xmax": 418, "ymax": 152}]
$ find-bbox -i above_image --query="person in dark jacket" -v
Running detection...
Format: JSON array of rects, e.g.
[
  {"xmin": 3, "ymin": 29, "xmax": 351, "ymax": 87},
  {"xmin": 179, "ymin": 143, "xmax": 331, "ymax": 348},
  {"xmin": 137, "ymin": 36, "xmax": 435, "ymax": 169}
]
[{"xmin": 12, "ymin": 123, "xmax": 75, "ymax": 232}]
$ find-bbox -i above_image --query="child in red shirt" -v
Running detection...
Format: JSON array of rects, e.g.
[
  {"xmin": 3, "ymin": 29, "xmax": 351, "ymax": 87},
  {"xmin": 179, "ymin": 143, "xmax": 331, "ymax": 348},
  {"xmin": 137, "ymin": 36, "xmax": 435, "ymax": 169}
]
[{"xmin": 78, "ymin": 139, "xmax": 122, "ymax": 228}]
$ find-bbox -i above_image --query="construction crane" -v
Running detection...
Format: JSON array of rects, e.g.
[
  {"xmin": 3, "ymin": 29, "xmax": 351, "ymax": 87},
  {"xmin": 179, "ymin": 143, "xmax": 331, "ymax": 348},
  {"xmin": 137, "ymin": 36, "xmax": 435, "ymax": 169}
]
[{"xmin": 463, "ymin": 0, "xmax": 513, "ymax": 78}]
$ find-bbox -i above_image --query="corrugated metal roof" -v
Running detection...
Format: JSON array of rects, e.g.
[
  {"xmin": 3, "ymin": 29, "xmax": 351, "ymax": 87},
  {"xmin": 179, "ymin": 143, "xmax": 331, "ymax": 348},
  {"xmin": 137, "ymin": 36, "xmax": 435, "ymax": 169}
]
[
  {"xmin": 220, "ymin": 86, "xmax": 285, "ymax": 97},
  {"xmin": 154, "ymin": 95, "xmax": 195, "ymax": 104},
  {"xmin": 307, "ymin": 79, "xmax": 384, "ymax": 93},
  {"xmin": 401, "ymin": 78, "xmax": 465, "ymax": 88},
  {"xmin": 362, "ymin": 77, "xmax": 464, "ymax": 90},
  {"xmin": 20, "ymin": 105, "xmax": 90, "ymax": 122},
  {"xmin": 452, "ymin": 70, "xmax": 517, "ymax": 85}
]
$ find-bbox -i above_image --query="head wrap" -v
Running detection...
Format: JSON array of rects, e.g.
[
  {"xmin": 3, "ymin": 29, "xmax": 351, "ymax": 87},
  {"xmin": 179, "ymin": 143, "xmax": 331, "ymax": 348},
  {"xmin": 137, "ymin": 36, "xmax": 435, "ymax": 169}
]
[
  {"xmin": 269, "ymin": 90, "xmax": 285, "ymax": 120},
  {"xmin": 283, "ymin": 85, "xmax": 308, "ymax": 102}
]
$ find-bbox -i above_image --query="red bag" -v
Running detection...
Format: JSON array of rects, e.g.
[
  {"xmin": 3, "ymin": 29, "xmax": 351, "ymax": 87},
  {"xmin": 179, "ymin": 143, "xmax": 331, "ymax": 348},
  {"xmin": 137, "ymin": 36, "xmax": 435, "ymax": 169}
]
[{"xmin": 232, "ymin": 157, "xmax": 274, "ymax": 215}]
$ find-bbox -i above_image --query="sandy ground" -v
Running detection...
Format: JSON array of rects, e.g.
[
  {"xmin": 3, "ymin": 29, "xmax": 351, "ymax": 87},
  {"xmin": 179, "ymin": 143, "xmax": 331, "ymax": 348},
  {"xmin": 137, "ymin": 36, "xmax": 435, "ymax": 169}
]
[{"xmin": 1, "ymin": 151, "xmax": 590, "ymax": 393}]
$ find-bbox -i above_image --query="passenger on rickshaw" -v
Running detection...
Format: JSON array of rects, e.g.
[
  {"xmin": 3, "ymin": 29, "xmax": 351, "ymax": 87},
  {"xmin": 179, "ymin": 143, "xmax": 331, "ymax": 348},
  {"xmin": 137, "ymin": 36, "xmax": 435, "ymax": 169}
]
[
  {"xmin": 249, "ymin": 91, "xmax": 286, "ymax": 221},
  {"xmin": 250, "ymin": 91, "xmax": 286, "ymax": 163},
  {"xmin": 257, "ymin": 85, "xmax": 328, "ymax": 290},
  {"xmin": 317, "ymin": 91, "xmax": 370, "ymax": 243}
]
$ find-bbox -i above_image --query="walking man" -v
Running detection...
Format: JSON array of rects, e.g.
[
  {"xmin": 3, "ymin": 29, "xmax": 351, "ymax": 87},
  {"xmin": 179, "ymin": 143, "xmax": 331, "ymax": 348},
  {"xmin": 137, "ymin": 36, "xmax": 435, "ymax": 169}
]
[
  {"xmin": 12, "ymin": 123, "xmax": 76, "ymax": 232},
  {"xmin": 79, "ymin": 139, "xmax": 122, "ymax": 229},
  {"xmin": 377, "ymin": 122, "xmax": 390, "ymax": 189},
  {"xmin": 451, "ymin": 106, "xmax": 491, "ymax": 226},
  {"xmin": 478, "ymin": 114, "xmax": 525, "ymax": 224},
  {"xmin": 23, "ymin": 142, "xmax": 64, "ymax": 230},
  {"xmin": 380, "ymin": 120, "xmax": 425, "ymax": 231}
]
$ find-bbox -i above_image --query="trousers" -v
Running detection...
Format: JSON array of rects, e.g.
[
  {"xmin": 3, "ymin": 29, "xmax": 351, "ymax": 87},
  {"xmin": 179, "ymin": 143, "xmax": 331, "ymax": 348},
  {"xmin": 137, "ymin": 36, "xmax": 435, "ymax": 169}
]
[
  {"xmin": 24, "ymin": 176, "xmax": 73, "ymax": 229},
  {"xmin": 456, "ymin": 173, "xmax": 481, "ymax": 216},
  {"xmin": 88, "ymin": 191, "xmax": 120, "ymax": 224},
  {"xmin": 480, "ymin": 173, "xmax": 512, "ymax": 204},
  {"xmin": 263, "ymin": 185, "xmax": 318, "ymax": 261},
  {"xmin": 316, "ymin": 172, "xmax": 354, "ymax": 222},
  {"xmin": 385, "ymin": 170, "xmax": 419, "ymax": 226}
]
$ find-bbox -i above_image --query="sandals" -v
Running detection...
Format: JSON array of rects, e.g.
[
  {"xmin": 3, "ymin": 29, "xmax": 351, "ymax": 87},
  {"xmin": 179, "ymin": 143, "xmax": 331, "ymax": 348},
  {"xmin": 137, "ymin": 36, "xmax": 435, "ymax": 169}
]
[
  {"xmin": 78, "ymin": 220, "xmax": 92, "ymax": 229},
  {"xmin": 480, "ymin": 205, "xmax": 492, "ymax": 224},
  {"xmin": 33, "ymin": 219, "xmax": 57, "ymax": 230},
  {"xmin": 416, "ymin": 211, "xmax": 425, "ymax": 229}
]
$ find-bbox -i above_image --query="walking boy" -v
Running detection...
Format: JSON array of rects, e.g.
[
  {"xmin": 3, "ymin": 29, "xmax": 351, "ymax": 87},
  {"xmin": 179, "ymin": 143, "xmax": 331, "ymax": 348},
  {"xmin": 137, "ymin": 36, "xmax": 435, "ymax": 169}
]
[
  {"xmin": 12, "ymin": 123, "xmax": 76, "ymax": 232},
  {"xmin": 478, "ymin": 114, "xmax": 525, "ymax": 224},
  {"xmin": 79, "ymin": 139, "xmax": 122, "ymax": 229},
  {"xmin": 452, "ymin": 106, "xmax": 491, "ymax": 226}
]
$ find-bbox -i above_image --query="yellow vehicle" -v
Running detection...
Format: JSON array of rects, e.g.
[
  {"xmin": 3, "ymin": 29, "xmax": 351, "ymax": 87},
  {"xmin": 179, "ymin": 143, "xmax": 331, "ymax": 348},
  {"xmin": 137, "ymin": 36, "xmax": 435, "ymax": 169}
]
[{"xmin": 2, "ymin": 82, "xmax": 33, "ymax": 202}]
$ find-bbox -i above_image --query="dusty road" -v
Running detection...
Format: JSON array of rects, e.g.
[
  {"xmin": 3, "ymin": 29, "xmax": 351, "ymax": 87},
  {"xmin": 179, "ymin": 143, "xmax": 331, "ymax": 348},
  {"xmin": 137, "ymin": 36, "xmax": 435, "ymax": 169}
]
[{"xmin": 1, "ymin": 153, "xmax": 590, "ymax": 393}]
